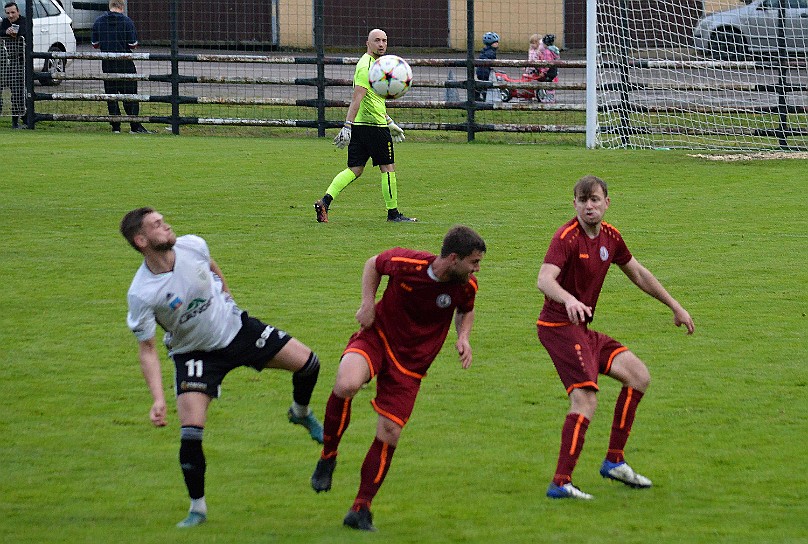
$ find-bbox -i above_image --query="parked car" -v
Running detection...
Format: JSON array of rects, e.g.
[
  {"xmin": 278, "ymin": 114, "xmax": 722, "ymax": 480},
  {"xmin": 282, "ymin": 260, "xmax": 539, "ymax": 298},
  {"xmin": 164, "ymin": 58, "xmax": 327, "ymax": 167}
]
[
  {"xmin": 694, "ymin": 0, "xmax": 808, "ymax": 59},
  {"xmin": 2, "ymin": 0, "xmax": 77, "ymax": 84},
  {"xmin": 57, "ymin": 0, "xmax": 107, "ymax": 31}
]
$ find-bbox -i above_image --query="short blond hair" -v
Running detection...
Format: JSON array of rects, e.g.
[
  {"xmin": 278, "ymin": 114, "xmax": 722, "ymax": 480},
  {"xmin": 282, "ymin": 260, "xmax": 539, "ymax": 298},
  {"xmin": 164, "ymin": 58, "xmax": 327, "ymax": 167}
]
[
  {"xmin": 109, "ymin": 0, "xmax": 124, "ymax": 10},
  {"xmin": 529, "ymin": 33, "xmax": 540, "ymax": 45}
]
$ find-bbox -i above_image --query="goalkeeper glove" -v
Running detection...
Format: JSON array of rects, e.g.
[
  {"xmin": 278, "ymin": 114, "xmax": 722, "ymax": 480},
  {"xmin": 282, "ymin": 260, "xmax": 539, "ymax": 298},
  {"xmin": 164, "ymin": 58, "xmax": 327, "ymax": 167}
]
[
  {"xmin": 334, "ymin": 122, "xmax": 352, "ymax": 149},
  {"xmin": 387, "ymin": 117, "xmax": 405, "ymax": 143}
]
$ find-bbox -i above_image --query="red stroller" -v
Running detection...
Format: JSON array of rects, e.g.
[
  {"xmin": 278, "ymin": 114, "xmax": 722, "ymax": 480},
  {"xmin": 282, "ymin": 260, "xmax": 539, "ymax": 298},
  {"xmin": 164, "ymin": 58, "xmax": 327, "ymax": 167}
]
[
  {"xmin": 495, "ymin": 33, "xmax": 560, "ymax": 103},
  {"xmin": 494, "ymin": 66, "xmax": 558, "ymax": 103}
]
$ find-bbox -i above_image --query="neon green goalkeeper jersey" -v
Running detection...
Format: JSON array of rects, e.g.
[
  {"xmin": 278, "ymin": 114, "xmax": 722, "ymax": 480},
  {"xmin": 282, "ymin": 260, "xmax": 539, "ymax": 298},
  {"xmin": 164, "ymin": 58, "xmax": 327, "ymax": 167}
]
[{"xmin": 353, "ymin": 53, "xmax": 387, "ymax": 126}]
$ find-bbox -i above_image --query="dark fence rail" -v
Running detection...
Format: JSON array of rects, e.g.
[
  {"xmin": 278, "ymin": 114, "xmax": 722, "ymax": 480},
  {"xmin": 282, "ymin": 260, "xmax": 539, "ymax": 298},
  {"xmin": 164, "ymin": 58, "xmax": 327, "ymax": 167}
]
[{"xmin": 30, "ymin": 50, "xmax": 582, "ymax": 140}]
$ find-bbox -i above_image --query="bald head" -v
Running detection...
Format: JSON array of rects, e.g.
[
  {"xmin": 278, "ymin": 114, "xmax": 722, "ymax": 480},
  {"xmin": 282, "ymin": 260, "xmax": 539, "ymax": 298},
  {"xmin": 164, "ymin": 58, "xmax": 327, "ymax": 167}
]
[{"xmin": 366, "ymin": 29, "xmax": 388, "ymax": 58}]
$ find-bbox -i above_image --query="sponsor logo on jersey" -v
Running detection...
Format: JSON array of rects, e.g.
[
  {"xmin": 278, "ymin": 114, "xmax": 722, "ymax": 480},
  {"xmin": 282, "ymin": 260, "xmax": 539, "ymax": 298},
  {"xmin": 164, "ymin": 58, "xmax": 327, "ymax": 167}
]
[
  {"xmin": 179, "ymin": 297, "xmax": 212, "ymax": 324},
  {"xmin": 436, "ymin": 294, "xmax": 452, "ymax": 308}
]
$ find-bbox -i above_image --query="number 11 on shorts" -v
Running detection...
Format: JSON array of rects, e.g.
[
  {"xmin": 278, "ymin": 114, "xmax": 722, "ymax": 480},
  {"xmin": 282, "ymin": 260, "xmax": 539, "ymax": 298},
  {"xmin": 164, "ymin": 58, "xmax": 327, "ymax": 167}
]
[{"xmin": 185, "ymin": 359, "xmax": 203, "ymax": 377}]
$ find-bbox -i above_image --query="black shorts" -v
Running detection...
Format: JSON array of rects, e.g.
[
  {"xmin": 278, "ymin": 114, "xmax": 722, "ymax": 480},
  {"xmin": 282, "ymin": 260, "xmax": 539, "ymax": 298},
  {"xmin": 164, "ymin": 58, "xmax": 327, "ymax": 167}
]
[
  {"xmin": 171, "ymin": 312, "xmax": 293, "ymax": 398},
  {"xmin": 348, "ymin": 124, "xmax": 394, "ymax": 168}
]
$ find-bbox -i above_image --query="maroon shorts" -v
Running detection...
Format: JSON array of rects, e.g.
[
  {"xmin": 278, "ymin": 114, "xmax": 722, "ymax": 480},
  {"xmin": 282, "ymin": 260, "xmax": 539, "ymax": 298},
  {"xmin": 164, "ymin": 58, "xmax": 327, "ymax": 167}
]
[
  {"xmin": 344, "ymin": 326, "xmax": 424, "ymax": 427},
  {"xmin": 537, "ymin": 323, "xmax": 628, "ymax": 394}
]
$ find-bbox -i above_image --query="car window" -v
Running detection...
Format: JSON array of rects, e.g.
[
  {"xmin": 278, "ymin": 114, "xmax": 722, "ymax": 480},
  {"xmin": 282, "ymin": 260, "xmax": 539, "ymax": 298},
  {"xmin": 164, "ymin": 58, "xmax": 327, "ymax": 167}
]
[
  {"xmin": 7, "ymin": 0, "xmax": 60, "ymax": 19},
  {"xmin": 32, "ymin": 0, "xmax": 45, "ymax": 18},
  {"xmin": 38, "ymin": 0, "xmax": 61, "ymax": 17}
]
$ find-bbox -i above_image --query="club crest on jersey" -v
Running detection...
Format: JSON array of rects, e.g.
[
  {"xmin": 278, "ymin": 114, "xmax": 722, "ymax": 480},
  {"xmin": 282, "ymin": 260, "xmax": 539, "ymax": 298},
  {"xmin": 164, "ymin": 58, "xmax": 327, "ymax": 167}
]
[
  {"xmin": 600, "ymin": 246, "xmax": 609, "ymax": 261},
  {"xmin": 436, "ymin": 294, "xmax": 452, "ymax": 308}
]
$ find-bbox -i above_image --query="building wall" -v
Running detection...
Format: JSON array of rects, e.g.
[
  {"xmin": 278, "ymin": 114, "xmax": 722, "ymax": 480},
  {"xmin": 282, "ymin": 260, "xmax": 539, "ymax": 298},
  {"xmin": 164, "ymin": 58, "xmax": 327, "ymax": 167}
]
[{"xmin": 278, "ymin": 0, "xmax": 565, "ymax": 51}]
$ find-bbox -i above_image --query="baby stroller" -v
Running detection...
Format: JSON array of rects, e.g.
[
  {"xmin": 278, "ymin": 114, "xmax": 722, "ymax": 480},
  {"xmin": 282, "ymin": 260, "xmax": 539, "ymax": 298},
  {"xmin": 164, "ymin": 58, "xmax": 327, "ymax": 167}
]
[
  {"xmin": 495, "ymin": 33, "xmax": 559, "ymax": 103},
  {"xmin": 494, "ymin": 69, "xmax": 557, "ymax": 103}
]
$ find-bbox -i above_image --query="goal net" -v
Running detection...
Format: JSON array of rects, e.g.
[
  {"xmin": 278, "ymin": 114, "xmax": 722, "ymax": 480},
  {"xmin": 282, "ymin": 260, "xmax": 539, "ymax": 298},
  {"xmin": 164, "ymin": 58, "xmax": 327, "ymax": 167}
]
[{"xmin": 595, "ymin": 0, "xmax": 808, "ymax": 150}]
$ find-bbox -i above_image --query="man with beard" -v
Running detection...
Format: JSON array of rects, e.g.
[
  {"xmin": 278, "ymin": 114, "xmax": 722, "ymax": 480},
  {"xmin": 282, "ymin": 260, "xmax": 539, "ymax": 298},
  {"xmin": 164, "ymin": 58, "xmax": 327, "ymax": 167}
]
[
  {"xmin": 309, "ymin": 225, "xmax": 486, "ymax": 531},
  {"xmin": 120, "ymin": 207, "xmax": 324, "ymax": 528}
]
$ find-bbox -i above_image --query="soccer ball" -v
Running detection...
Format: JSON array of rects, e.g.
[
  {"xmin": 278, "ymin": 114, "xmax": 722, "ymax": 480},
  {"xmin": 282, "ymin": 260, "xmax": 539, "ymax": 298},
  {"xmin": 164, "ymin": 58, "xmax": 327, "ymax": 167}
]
[{"xmin": 368, "ymin": 55, "xmax": 413, "ymax": 99}]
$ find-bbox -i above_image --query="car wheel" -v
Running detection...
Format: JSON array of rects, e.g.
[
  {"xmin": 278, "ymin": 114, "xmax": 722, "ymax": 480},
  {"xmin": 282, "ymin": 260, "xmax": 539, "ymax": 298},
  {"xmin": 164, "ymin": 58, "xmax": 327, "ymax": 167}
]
[
  {"xmin": 710, "ymin": 29, "xmax": 748, "ymax": 61},
  {"xmin": 500, "ymin": 89, "xmax": 512, "ymax": 102},
  {"xmin": 40, "ymin": 45, "xmax": 65, "ymax": 86}
]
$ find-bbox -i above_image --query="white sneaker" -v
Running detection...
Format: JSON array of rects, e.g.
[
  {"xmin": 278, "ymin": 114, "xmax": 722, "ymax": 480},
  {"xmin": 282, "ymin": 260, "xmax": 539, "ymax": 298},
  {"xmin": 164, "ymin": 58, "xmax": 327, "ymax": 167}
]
[
  {"xmin": 546, "ymin": 482, "xmax": 594, "ymax": 500},
  {"xmin": 600, "ymin": 460, "xmax": 652, "ymax": 488}
]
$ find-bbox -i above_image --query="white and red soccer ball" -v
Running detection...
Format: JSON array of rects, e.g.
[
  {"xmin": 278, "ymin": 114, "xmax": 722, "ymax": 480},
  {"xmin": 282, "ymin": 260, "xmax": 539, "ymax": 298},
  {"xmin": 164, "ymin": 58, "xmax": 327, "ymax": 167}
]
[{"xmin": 368, "ymin": 55, "xmax": 413, "ymax": 99}]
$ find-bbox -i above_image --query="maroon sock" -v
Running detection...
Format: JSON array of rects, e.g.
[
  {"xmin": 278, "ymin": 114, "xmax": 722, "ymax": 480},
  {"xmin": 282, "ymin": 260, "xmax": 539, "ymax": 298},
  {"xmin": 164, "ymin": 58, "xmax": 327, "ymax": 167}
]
[
  {"xmin": 606, "ymin": 387, "xmax": 644, "ymax": 463},
  {"xmin": 352, "ymin": 437, "xmax": 396, "ymax": 510},
  {"xmin": 552, "ymin": 413, "xmax": 590, "ymax": 486},
  {"xmin": 321, "ymin": 392, "xmax": 351, "ymax": 459}
]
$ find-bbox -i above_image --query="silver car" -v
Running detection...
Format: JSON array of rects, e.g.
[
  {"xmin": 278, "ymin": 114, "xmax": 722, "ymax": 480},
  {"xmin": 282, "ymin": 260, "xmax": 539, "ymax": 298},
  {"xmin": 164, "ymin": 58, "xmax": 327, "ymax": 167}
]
[{"xmin": 694, "ymin": 0, "xmax": 808, "ymax": 59}]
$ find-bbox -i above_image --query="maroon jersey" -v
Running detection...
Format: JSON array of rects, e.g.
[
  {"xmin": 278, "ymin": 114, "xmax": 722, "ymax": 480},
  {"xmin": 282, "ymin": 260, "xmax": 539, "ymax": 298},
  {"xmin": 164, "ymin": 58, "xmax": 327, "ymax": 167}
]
[
  {"xmin": 538, "ymin": 218, "xmax": 632, "ymax": 325},
  {"xmin": 373, "ymin": 247, "xmax": 478, "ymax": 374}
]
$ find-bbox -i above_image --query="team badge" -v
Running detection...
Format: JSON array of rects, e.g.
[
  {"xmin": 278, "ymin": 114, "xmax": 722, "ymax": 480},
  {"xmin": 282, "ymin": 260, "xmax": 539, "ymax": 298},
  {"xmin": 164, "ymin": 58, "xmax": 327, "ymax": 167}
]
[
  {"xmin": 436, "ymin": 294, "xmax": 452, "ymax": 308},
  {"xmin": 600, "ymin": 246, "xmax": 609, "ymax": 261}
]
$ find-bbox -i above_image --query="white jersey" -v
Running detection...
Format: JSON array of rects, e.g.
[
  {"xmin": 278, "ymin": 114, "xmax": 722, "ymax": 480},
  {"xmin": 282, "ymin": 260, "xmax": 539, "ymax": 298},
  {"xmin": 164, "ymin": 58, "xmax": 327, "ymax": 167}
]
[{"xmin": 126, "ymin": 234, "xmax": 243, "ymax": 355}]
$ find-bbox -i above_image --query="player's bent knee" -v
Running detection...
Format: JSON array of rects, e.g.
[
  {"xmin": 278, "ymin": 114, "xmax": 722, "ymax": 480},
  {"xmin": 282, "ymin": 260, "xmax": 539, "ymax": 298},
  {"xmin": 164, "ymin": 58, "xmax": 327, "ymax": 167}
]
[
  {"xmin": 377, "ymin": 417, "xmax": 402, "ymax": 445},
  {"xmin": 294, "ymin": 352, "xmax": 320, "ymax": 377},
  {"xmin": 333, "ymin": 377, "xmax": 363, "ymax": 399}
]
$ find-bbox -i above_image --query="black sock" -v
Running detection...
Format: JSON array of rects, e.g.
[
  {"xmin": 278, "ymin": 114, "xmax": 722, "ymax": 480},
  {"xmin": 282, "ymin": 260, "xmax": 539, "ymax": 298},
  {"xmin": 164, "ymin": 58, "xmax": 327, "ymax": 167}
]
[
  {"xmin": 179, "ymin": 426, "xmax": 206, "ymax": 500},
  {"xmin": 292, "ymin": 352, "xmax": 320, "ymax": 406},
  {"xmin": 322, "ymin": 194, "xmax": 333, "ymax": 208}
]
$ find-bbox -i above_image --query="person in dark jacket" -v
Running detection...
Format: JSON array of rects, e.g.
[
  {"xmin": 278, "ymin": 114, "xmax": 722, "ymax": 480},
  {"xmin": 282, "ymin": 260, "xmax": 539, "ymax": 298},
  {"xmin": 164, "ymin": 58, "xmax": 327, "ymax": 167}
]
[
  {"xmin": 475, "ymin": 31, "xmax": 499, "ymax": 101},
  {"xmin": 91, "ymin": 0, "xmax": 149, "ymax": 133},
  {"xmin": 1, "ymin": 2, "xmax": 27, "ymax": 128}
]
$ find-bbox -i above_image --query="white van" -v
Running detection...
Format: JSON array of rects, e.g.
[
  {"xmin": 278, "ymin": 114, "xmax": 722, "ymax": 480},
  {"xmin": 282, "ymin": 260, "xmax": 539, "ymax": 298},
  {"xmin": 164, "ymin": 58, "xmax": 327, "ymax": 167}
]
[{"xmin": 57, "ymin": 0, "xmax": 107, "ymax": 30}]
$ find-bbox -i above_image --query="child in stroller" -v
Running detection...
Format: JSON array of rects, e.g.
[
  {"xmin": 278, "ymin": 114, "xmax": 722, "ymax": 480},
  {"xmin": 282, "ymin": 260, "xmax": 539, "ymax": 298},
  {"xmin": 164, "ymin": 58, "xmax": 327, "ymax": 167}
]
[{"xmin": 495, "ymin": 34, "xmax": 560, "ymax": 103}]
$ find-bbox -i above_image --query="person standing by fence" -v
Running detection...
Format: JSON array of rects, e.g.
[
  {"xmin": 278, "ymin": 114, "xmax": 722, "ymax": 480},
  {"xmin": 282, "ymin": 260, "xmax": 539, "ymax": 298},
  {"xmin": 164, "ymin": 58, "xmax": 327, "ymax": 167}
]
[
  {"xmin": 91, "ymin": 0, "xmax": 149, "ymax": 134},
  {"xmin": 1, "ymin": 2, "xmax": 27, "ymax": 128},
  {"xmin": 475, "ymin": 31, "xmax": 499, "ymax": 102}
]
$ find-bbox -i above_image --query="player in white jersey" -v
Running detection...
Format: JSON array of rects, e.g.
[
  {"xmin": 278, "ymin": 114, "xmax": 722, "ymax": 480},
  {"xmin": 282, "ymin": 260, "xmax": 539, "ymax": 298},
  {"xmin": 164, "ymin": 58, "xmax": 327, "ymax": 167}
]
[{"xmin": 121, "ymin": 207, "xmax": 324, "ymax": 529}]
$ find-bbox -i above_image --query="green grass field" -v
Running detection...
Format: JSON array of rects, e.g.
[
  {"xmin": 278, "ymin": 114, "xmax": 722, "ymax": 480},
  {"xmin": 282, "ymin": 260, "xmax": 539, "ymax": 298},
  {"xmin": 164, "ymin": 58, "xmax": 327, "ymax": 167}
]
[{"xmin": 1, "ymin": 130, "xmax": 806, "ymax": 543}]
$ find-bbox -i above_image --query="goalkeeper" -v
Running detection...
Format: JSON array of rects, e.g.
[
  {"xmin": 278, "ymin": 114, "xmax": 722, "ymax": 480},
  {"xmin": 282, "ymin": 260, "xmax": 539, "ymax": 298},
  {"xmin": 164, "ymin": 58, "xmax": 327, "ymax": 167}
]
[{"xmin": 314, "ymin": 28, "xmax": 416, "ymax": 223}]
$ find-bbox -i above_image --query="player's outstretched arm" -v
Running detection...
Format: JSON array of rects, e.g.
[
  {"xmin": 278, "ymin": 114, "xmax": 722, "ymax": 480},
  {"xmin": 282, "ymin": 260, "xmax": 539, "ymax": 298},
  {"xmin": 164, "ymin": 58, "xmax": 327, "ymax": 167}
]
[
  {"xmin": 455, "ymin": 309, "xmax": 475, "ymax": 369},
  {"xmin": 138, "ymin": 337, "xmax": 167, "ymax": 427},
  {"xmin": 619, "ymin": 258, "xmax": 695, "ymax": 334}
]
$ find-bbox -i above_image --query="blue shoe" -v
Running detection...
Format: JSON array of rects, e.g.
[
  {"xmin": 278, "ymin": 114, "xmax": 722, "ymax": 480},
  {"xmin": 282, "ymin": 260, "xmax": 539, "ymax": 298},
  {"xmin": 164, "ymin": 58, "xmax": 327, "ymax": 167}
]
[
  {"xmin": 600, "ymin": 460, "xmax": 652, "ymax": 488},
  {"xmin": 288, "ymin": 408, "xmax": 324, "ymax": 444},
  {"xmin": 546, "ymin": 482, "xmax": 593, "ymax": 500},
  {"xmin": 176, "ymin": 511, "xmax": 206, "ymax": 528}
]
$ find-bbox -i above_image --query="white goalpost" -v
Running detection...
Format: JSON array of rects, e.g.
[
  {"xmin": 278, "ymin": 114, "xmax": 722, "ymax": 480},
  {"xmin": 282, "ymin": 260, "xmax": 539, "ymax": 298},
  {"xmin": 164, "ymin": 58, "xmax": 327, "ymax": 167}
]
[{"xmin": 589, "ymin": 0, "xmax": 808, "ymax": 150}]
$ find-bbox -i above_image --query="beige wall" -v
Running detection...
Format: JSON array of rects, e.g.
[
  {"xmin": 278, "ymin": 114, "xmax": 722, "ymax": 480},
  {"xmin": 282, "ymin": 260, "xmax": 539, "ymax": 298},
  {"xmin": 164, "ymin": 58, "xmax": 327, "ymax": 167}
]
[
  {"xmin": 280, "ymin": 0, "xmax": 564, "ymax": 51},
  {"xmin": 458, "ymin": 1, "xmax": 564, "ymax": 51},
  {"xmin": 703, "ymin": 0, "xmax": 744, "ymax": 14},
  {"xmin": 279, "ymin": 0, "xmax": 312, "ymax": 48}
]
